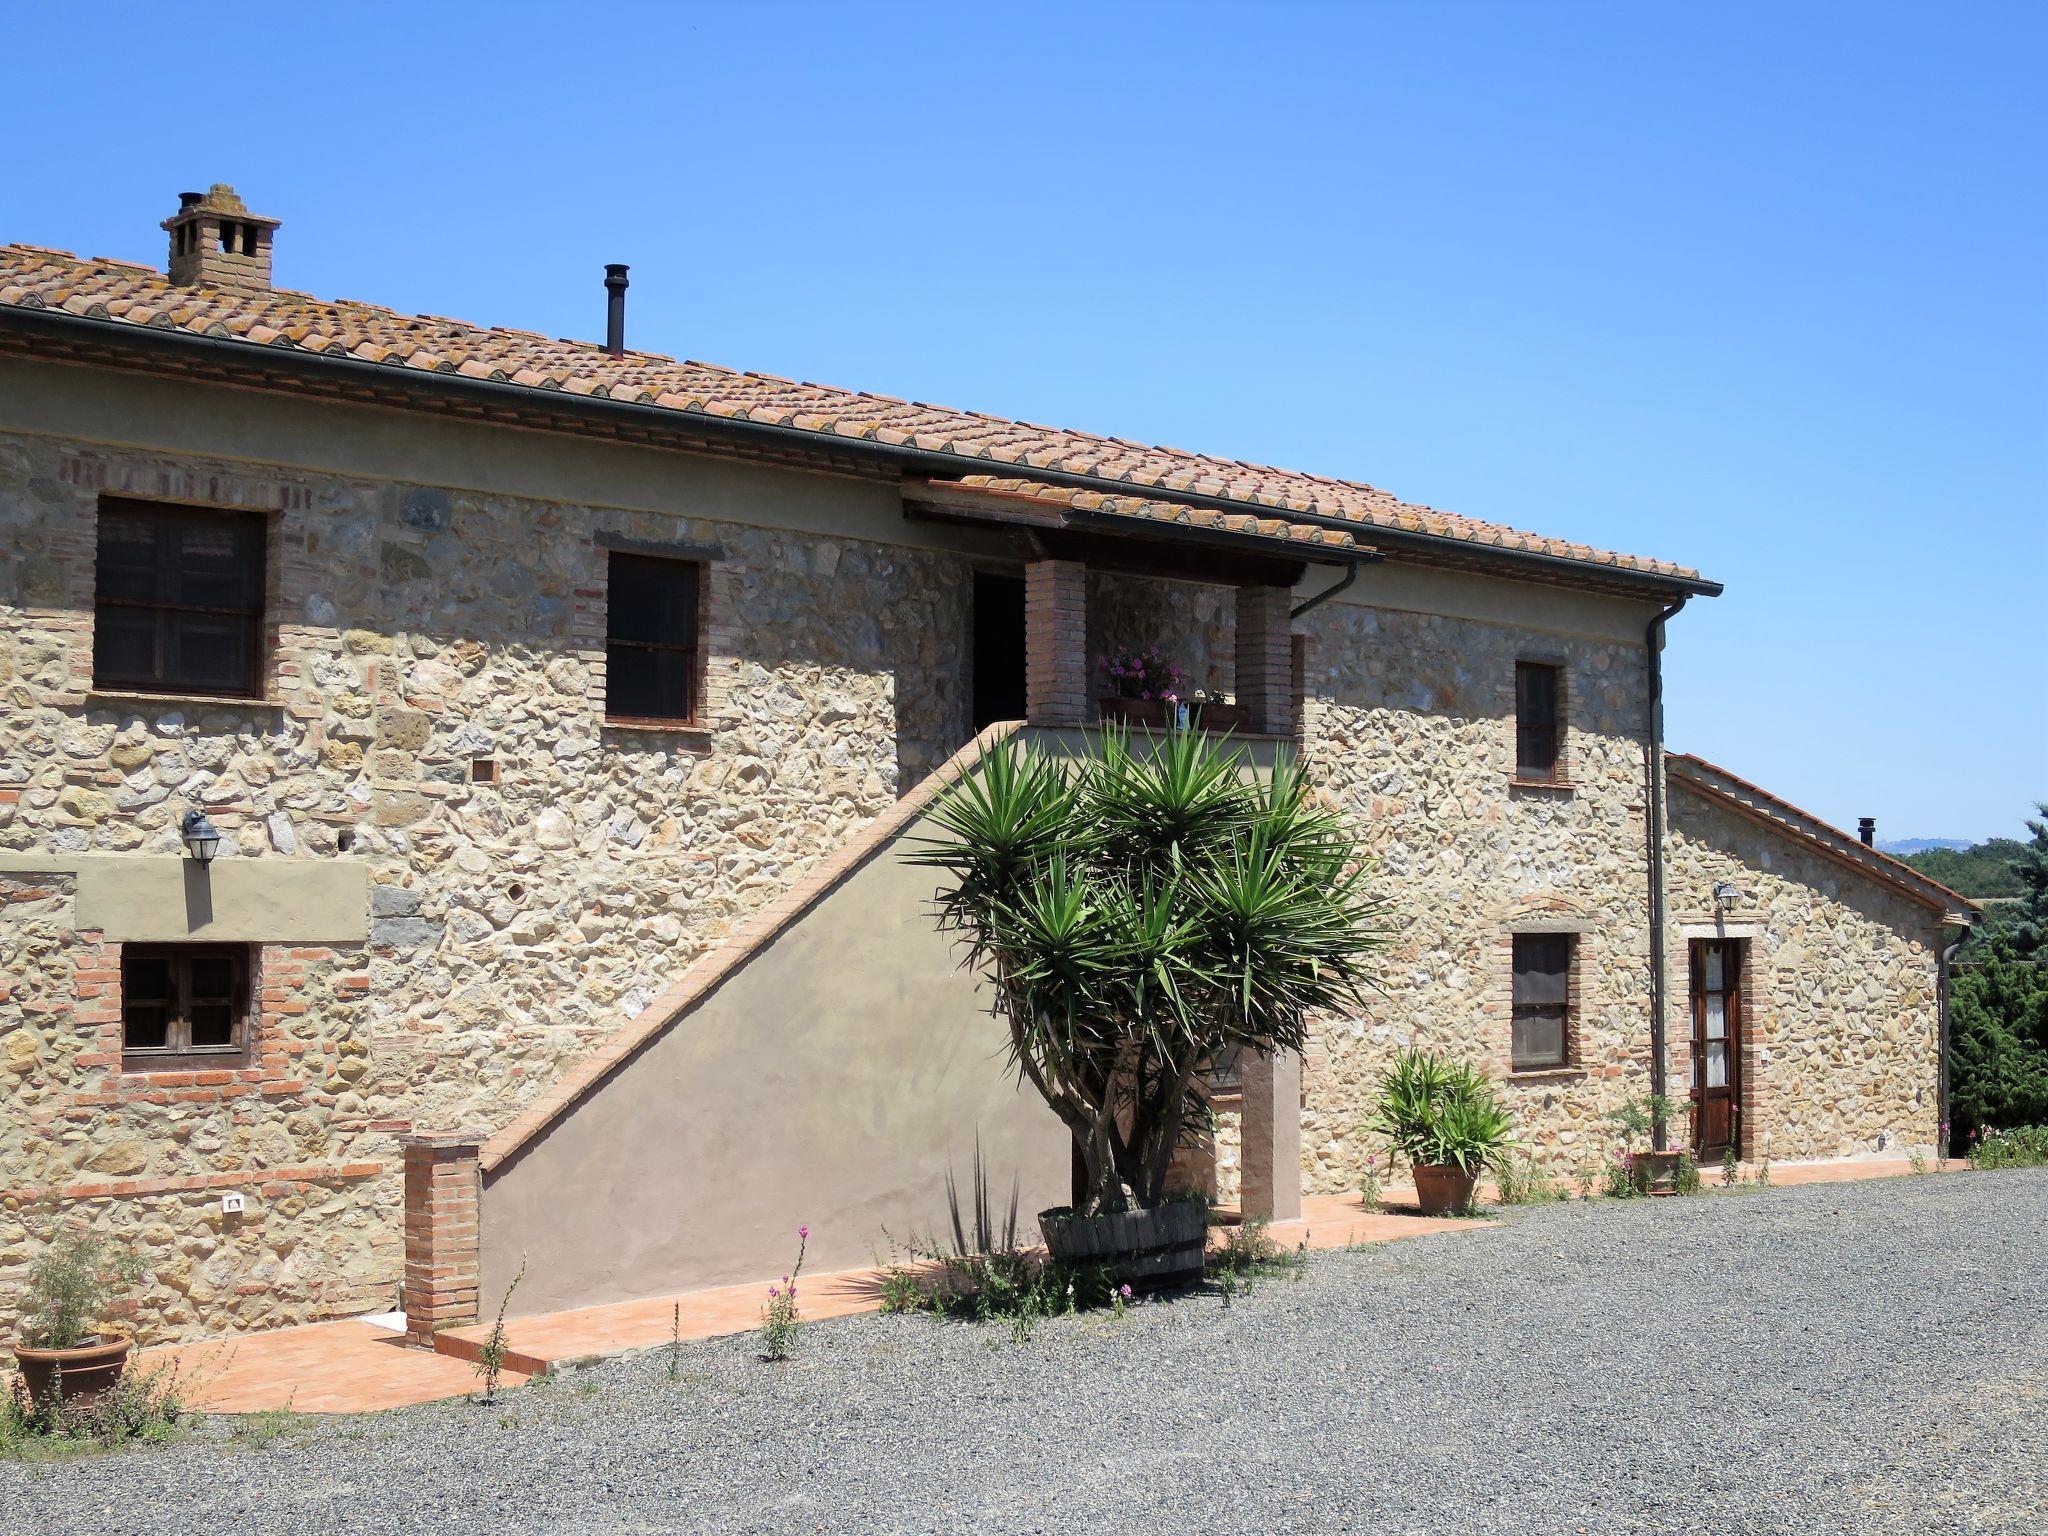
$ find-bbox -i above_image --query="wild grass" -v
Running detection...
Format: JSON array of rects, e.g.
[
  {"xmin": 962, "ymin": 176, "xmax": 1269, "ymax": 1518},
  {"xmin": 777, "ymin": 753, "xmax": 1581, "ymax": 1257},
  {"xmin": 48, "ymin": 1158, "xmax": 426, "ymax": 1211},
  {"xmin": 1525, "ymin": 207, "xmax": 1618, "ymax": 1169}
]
[
  {"xmin": 1209, "ymin": 1218, "xmax": 1306, "ymax": 1305},
  {"xmin": 1, "ymin": 1360, "xmax": 192, "ymax": 1460}
]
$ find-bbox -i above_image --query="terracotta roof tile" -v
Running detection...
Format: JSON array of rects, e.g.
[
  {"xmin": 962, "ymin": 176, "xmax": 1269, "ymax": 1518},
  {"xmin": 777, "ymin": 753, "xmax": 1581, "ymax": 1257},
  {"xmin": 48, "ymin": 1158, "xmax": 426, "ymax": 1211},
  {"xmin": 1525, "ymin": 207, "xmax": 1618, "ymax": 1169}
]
[
  {"xmin": 1665, "ymin": 753, "xmax": 1979, "ymax": 917},
  {"xmin": 0, "ymin": 243, "xmax": 1703, "ymax": 583}
]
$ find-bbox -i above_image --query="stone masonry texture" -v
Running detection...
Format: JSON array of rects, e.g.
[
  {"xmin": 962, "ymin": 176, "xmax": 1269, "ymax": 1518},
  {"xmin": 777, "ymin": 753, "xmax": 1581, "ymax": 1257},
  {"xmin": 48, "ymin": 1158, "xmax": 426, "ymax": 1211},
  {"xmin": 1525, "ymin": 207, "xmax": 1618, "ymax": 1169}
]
[
  {"xmin": 1665, "ymin": 785, "xmax": 1944, "ymax": 1161},
  {"xmin": 0, "ymin": 428, "xmax": 971, "ymax": 1340},
  {"xmin": 0, "ymin": 410, "xmax": 1946, "ymax": 1340}
]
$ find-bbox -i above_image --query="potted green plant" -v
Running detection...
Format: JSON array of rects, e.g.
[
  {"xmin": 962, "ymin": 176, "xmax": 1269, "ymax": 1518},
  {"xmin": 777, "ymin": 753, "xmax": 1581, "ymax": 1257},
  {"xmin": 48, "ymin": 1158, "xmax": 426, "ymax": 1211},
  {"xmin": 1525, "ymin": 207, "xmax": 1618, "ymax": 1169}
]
[
  {"xmin": 1609, "ymin": 1094, "xmax": 1685, "ymax": 1195},
  {"xmin": 1368, "ymin": 1049, "xmax": 1518, "ymax": 1215},
  {"xmin": 11, "ymin": 1225, "xmax": 143, "ymax": 1412},
  {"xmin": 913, "ymin": 727, "xmax": 1384, "ymax": 1287}
]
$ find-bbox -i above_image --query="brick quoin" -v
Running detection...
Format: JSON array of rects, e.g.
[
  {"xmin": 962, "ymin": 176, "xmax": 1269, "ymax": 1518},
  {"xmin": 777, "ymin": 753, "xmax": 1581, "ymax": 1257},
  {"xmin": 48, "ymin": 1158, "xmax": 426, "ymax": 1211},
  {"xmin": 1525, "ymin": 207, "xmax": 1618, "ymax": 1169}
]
[{"xmin": 402, "ymin": 1133, "xmax": 483, "ymax": 1344}]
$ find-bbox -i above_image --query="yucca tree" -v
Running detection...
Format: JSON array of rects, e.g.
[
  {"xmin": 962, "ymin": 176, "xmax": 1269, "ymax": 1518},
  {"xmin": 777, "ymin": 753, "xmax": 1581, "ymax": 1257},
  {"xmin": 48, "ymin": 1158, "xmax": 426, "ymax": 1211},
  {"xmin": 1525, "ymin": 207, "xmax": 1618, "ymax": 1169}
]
[{"xmin": 910, "ymin": 727, "xmax": 1385, "ymax": 1215}]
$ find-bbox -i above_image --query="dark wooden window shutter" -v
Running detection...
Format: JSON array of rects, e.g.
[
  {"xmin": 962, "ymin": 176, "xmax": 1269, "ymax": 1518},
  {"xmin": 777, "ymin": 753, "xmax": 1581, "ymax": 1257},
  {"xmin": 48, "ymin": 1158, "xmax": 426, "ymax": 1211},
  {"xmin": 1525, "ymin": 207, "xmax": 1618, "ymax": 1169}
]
[
  {"xmin": 94, "ymin": 500, "xmax": 267, "ymax": 697},
  {"xmin": 1515, "ymin": 661, "xmax": 1560, "ymax": 779},
  {"xmin": 605, "ymin": 554, "xmax": 703, "ymax": 724},
  {"xmin": 121, "ymin": 945, "xmax": 252, "ymax": 1067}
]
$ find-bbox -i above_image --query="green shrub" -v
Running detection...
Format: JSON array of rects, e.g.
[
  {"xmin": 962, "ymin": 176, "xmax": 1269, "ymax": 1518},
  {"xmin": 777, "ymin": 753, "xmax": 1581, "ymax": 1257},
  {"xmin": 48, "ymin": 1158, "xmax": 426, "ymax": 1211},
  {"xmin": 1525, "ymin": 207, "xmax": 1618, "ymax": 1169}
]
[
  {"xmin": 1949, "ymin": 925, "xmax": 2048, "ymax": 1149},
  {"xmin": 1968, "ymin": 1125, "xmax": 2048, "ymax": 1170}
]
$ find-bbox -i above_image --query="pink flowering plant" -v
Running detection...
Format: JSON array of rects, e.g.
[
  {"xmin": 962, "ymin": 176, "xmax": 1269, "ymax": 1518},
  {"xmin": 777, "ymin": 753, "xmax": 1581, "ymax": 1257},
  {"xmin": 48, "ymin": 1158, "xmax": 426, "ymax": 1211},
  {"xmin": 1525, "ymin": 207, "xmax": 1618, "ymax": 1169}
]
[
  {"xmin": 1097, "ymin": 646, "xmax": 1182, "ymax": 702},
  {"xmin": 758, "ymin": 1226, "xmax": 808, "ymax": 1361}
]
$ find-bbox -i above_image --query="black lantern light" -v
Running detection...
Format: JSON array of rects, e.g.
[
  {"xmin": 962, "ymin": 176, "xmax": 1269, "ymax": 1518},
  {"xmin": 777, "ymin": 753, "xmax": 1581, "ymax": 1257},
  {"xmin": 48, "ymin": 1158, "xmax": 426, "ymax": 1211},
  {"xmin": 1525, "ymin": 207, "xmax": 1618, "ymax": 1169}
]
[{"xmin": 180, "ymin": 808, "xmax": 223, "ymax": 866}]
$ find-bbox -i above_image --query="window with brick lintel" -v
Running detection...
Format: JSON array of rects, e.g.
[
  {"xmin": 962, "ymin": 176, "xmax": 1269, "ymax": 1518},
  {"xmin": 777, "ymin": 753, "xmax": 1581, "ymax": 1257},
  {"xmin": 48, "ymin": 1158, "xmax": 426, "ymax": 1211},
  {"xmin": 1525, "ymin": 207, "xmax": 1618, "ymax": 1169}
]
[
  {"xmin": 93, "ymin": 499, "xmax": 267, "ymax": 698},
  {"xmin": 1511, "ymin": 932, "xmax": 1574, "ymax": 1071},
  {"xmin": 121, "ymin": 944, "xmax": 252, "ymax": 1068},
  {"xmin": 605, "ymin": 553, "xmax": 703, "ymax": 724},
  {"xmin": 1515, "ymin": 660, "xmax": 1563, "ymax": 780}
]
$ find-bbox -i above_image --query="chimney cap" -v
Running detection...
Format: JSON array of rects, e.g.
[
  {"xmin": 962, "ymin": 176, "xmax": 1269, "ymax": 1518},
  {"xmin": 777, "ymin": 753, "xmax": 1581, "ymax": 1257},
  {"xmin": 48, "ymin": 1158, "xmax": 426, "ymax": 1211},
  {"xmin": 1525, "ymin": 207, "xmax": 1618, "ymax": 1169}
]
[{"xmin": 162, "ymin": 182, "xmax": 281, "ymax": 232}]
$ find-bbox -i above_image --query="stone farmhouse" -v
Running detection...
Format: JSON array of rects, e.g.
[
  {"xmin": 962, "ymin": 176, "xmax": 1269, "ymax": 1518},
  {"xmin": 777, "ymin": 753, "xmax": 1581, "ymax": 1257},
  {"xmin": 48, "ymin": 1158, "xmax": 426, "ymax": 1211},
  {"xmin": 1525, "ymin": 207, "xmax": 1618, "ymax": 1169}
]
[{"xmin": 0, "ymin": 186, "xmax": 1976, "ymax": 1342}]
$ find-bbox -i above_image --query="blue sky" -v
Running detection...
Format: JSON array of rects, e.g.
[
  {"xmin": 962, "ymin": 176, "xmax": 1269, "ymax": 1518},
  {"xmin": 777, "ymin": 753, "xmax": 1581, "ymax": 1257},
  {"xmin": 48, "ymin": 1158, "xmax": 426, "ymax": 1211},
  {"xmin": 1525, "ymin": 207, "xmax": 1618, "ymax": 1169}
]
[{"xmin": 6, "ymin": 2, "xmax": 2041, "ymax": 841}]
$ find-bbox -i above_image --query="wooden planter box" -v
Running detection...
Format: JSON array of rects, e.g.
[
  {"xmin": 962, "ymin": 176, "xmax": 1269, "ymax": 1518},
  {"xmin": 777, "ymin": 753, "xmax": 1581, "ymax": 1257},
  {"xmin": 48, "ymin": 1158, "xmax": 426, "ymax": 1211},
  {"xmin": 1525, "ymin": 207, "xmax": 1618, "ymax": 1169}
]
[
  {"xmin": 1633, "ymin": 1149, "xmax": 1686, "ymax": 1196},
  {"xmin": 1098, "ymin": 698, "xmax": 1253, "ymax": 733},
  {"xmin": 1039, "ymin": 1201, "xmax": 1208, "ymax": 1291},
  {"xmin": 1099, "ymin": 696, "xmax": 1171, "ymax": 729}
]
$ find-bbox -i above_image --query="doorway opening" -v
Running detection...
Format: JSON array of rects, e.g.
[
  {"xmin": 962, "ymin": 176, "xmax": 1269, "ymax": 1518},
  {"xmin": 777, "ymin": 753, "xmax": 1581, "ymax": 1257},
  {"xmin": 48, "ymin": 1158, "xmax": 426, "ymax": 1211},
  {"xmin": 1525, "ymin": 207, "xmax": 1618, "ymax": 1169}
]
[{"xmin": 971, "ymin": 571, "xmax": 1027, "ymax": 731}]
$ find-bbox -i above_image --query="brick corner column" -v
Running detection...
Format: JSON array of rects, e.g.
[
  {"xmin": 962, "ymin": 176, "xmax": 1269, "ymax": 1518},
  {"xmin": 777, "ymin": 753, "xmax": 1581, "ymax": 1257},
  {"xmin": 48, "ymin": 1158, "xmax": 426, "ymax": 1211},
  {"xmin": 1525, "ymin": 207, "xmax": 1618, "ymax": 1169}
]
[
  {"xmin": 1239, "ymin": 1048, "xmax": 1302, "ymax": 1222},
  {"xmin": 402, "ymin": 1131, "xmax": 483, "ymax": 1345},
  {"xmin": 1025, "ymin": 558, "xmax": 1089, "ymax": 726},
  {"xmin": 1235, "ymin": 585, "xmax": 1293, "ymax": 735}
]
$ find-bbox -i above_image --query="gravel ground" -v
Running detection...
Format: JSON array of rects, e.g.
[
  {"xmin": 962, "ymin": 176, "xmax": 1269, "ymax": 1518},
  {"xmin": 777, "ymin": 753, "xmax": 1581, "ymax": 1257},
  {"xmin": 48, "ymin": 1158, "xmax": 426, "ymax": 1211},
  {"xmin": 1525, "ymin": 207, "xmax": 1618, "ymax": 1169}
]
[{"xmin": 7, "ymin": 1168, "xmax": 2044, "ymax": 1536}]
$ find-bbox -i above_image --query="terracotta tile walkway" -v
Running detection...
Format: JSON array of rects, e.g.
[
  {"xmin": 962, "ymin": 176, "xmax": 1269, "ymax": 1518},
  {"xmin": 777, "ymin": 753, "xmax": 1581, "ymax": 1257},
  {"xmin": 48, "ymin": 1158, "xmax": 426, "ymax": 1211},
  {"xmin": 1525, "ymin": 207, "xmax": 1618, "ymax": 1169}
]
[
  {"xmin": 81, "ymin": 1156, "xmax": 1949, "ymax": 1416},
  {"xmin": 134, "ymin": 1318, "xmax": 531, "ymax": 1415}
]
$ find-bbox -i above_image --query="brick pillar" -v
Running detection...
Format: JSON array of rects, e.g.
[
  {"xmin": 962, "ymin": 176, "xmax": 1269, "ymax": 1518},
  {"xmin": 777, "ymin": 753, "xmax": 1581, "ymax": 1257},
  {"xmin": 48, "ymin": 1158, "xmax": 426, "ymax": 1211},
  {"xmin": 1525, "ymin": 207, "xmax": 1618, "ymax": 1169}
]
[
  {"xmin": 1235, "ymin": 585, "xmax": 1293, "ymax": 735},
  {"xmin": 1239, "ymin": 1048, "xmax": 1302, "ymax": 1222},
  {"xmin": 1025, "ymin": 558, "xmax": 1088, "ymax": 726},
  {"xmin": 402, "ymin": 1132, "xmax": 482, "ymax": 1345}
]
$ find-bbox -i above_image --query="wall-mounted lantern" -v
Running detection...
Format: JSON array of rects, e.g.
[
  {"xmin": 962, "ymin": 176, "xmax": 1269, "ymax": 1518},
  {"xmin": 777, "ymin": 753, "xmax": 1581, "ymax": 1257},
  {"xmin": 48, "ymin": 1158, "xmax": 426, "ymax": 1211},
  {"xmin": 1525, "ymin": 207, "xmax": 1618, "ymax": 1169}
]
[
  {"xmin": 180, "ymin": 808, "xmax": 223, "ymax": 866},
  {"xmin": 1712, "ymin": 880, "xmax": 1740, "ymax": 909}
]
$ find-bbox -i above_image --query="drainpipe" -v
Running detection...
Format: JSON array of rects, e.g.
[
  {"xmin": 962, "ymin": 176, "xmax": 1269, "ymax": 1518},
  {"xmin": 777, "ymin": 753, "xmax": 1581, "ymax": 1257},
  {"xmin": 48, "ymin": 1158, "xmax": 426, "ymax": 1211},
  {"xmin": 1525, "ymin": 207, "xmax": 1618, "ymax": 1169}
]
[
  {"xmin": 1643, "ymin": 595, "xmax": 1688, "ymax": 1152},
  {"xmin": 1937, "ymin": 924, "xmax": 1971, "ymax": 1156},
  {"xmin": 1289, "ymin": 557, "xmax": 1368, "ymax": 621}
]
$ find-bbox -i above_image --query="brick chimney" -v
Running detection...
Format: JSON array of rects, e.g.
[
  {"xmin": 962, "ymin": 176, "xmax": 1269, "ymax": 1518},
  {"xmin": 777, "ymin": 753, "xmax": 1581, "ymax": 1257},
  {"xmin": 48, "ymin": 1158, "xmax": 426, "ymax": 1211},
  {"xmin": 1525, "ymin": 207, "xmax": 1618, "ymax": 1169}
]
[{"xmin": 162, "ymin": 184, "xmax": 280, "ymax": 292}]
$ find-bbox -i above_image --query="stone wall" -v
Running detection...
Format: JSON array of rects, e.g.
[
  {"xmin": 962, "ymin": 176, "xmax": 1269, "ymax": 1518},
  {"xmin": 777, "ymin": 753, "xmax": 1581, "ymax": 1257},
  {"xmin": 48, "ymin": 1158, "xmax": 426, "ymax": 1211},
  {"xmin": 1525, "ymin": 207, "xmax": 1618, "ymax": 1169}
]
[
  {"xmin": 1086, "ymin": 571, "xmax": 1232, "ymax": 709},
  {"xmin": 0, "ymin": 426, "xmax": 975, "ymax": 1340},
  {"xmin": 1282, "ymin": 599, "xmax": 1663, "ymax": 1198},
  {"xmin": 1665, "ymin": 785, "xmax": 1944, "ymax": 1160}
]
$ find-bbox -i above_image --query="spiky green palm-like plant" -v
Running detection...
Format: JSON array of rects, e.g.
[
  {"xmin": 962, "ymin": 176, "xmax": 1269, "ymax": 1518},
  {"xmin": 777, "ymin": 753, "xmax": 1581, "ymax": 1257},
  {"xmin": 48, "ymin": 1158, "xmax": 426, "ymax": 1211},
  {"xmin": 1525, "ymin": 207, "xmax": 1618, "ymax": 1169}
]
[{"xmin": 911, "ymin": 727, "xmax": 1385, "ymax": 1215}]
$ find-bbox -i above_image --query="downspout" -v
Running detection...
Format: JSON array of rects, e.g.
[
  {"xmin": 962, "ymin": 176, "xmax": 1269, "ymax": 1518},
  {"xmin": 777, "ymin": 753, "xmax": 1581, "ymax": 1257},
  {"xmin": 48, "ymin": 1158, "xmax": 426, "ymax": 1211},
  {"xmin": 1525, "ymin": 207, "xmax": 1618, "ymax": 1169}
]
[
  {"xmin": 1937, "ymin": 923, "xmax": 1971, "ymax": 1157},
  {"xmin": 1290, "ymin": 557, "xmax": 1366, "ymax": 621},
  {"xmin": 1643, "ymin": 596, "xmax": 1689, "ymax": 1152}
]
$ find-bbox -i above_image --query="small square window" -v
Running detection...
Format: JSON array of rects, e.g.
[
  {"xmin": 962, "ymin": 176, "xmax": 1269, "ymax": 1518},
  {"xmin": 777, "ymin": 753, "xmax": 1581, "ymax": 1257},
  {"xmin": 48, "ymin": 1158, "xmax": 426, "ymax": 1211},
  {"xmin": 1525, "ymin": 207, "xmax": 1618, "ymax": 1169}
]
[
  {"xmin": 121, "ymin": 944, "xmax": 251, "ymax": 1068},
  {"xmin": 94, "ymin": 500, "xmax": 267, "ymax": 698},
  {"xmin": 1511, "ymin": 932, "xmax": 1573, "ymax": 1071},
  {"xmin": 1515, "ymin": 661, "xmax": 1562, "ymax": 780},
  {"xmin": 605, "ymin": 554, "xmax": 702, "ymax": 724}
]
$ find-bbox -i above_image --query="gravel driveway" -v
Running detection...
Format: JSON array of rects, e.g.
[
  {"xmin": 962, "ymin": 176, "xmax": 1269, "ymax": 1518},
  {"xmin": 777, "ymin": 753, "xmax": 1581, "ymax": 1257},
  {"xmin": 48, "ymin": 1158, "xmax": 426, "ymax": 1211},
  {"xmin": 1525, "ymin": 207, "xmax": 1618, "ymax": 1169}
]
[{"xmin": 8, "ymin": 1168, "xmax": 2044, "ymax": 1535}]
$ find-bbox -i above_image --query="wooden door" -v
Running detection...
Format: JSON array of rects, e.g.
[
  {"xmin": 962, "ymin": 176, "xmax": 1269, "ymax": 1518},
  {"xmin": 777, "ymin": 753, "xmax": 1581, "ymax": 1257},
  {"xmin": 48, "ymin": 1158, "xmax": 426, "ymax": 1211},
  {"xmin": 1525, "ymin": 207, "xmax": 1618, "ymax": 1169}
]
[{"xmin": 1690, "ymin": 939, "xmax": 1742, "ymax": 1156}]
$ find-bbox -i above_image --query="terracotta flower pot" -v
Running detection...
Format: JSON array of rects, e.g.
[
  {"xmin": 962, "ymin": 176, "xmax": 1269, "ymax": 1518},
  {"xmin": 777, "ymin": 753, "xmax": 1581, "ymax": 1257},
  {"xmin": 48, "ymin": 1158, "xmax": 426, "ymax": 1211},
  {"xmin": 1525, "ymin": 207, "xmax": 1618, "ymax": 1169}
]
[
  {"xmin": 14, "ymin": 1334, "xmax": 131, "ymax": 1411},
  {"xmin": 1412, "ymin": 1163, "xmax": 1477, "ymax": 1216}
]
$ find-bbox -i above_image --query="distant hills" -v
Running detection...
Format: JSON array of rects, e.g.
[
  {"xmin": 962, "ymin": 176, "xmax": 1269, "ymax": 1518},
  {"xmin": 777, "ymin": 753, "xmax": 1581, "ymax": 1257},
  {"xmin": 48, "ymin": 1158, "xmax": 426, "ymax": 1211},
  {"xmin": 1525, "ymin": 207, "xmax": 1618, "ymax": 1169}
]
[{"xmin": 1879, "ymin": 837, "xmax": 1974, "ymax": 857}]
